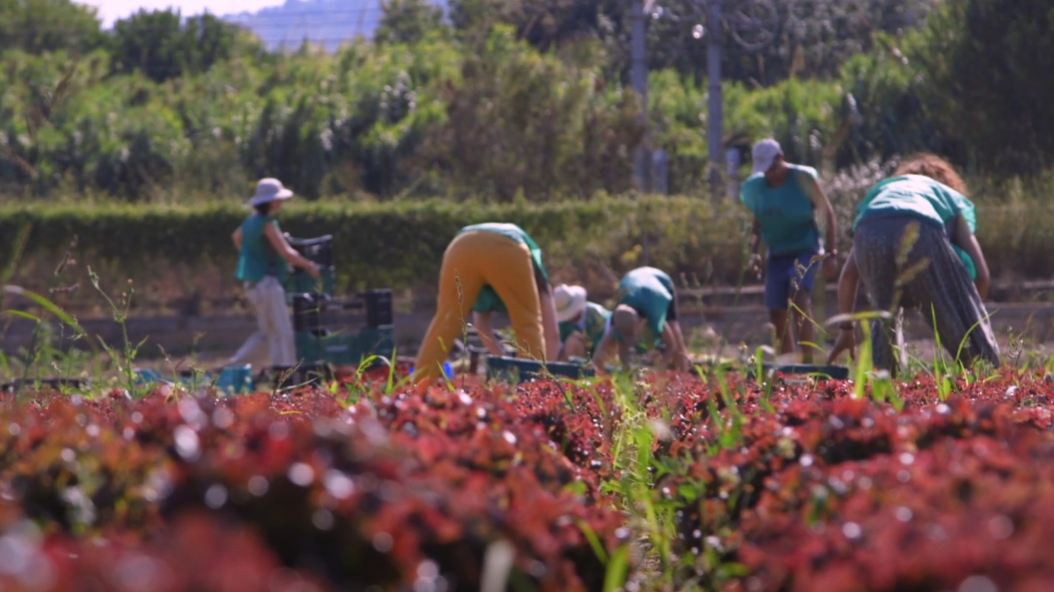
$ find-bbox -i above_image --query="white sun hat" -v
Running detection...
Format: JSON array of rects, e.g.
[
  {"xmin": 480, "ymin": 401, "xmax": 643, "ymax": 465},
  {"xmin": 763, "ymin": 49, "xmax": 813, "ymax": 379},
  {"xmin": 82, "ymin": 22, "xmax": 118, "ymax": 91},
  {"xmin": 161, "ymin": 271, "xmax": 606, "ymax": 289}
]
[
  {"xmin": 248, "ymin": 178, "xmax": 294, "ymax": 206},
  {"xmin": 751, "ymin": 139, "xmax": 782, "ymax": 175},
  {"xmin": 553, "ymin": 284, "xmax": 588, "ymax": 323}
]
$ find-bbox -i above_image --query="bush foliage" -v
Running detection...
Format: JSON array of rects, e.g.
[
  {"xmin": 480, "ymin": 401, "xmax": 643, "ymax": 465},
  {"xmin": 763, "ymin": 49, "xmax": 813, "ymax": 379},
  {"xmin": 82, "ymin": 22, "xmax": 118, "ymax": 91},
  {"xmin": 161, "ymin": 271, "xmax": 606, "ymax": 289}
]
[
  {"xmin": 1, "ymin": 0, "xmax": 1049, "ymax": 202},
  {"xmin": 5, "ymin": 186, "xmax": 1054, "ymax": 312},
  {"xmin": 0, "ymin": 197, "xmax": 753, "ymax": 297}
]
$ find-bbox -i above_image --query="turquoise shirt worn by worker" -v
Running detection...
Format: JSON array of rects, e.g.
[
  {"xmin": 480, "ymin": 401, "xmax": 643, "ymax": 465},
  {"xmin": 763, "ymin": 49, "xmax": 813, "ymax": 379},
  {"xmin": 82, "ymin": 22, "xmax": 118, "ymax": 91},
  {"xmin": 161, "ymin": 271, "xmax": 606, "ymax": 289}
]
[
  {"xmin": 853, "ymin": 175, "xmax": 979, "ymax": 280},
  {"xmin": 457, "ymin": 223, "xmax": 550, "ymax": 314},
  {"xmin": 558, "ymin": 302, "xmax": 612, "ymax": 355},
  {"xmin": 740, "ymin": 164, "xmax": 822, "ymax": 256},
  {"xmin": 616, "ymin": 267, "xmax": 674, "ymax": 342},
  {"xmin": 235, "ymin": 214, "xmax": 281, "ymax": 283}
]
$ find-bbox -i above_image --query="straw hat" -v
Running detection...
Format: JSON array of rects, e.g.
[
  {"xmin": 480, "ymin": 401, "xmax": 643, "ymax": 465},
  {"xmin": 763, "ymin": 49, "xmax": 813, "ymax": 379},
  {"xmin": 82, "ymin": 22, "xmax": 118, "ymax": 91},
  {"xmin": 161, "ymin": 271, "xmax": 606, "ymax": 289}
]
[
  {"xmin": 553, "ymin": 284, "xmax": 587, "ymax": 323},
  {"xmin": 248, "ymin": 178, "xmax": 294, "ymax": 206}
]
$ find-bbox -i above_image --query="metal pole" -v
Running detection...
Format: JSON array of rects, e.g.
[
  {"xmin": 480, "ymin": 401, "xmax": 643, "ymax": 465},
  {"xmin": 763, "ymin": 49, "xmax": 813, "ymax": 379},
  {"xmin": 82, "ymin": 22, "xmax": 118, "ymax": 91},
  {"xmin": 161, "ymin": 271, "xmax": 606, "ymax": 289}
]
[
  {"xmin": 706, "ymin": 0, "xmax": 723, "ymax": 201},
  {"xmin": 631, "ymin": 0, "xmax": 649, "ymax": 192}
]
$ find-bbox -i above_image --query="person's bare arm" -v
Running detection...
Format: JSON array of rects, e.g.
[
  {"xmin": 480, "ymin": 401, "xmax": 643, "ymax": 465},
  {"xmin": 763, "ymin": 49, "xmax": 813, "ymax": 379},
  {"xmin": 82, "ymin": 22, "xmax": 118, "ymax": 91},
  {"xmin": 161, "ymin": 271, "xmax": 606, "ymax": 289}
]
[
  {"xmin": 538, "ymin": 289, "xmax": 561, "ymax": 361},
  {"xmin": 837, "ymin": 249, "xmax": 859, "ymax": 316},
  {"xmin": 951, "ymin": 214, "xmax": 989, "ymax": 300},
  {"xmin": 806, "ymin": 178, "xmax": 837, "ymax": 254},
  {"xmin": 263, "ymin": 224, "xmax": 320, "ymax": 278},
  {"xmin": 473, "ymin": 311, "xmax": 504, "ymax": 357},
  {"xmin": 827, "ymin": 248, "xmax": 859, "ymax": 363},
  {"xmin": 232, "ymin": 227, "xmax": 243, "ymax": 250},
  {"xmin": 749, "ymin": 217, "xmax": 763, "ymax": 277},
  {"xmin": 591, "ymin": 328, "xmax": 616, "ymax": 372},
  {"xmin": 559, "ymin": 332, "xmax": 583, "ymax": 362},
  {"xmin": 806, "ymin": 177, "xmax": 839, "ymax": 278},
  {"xmin": 659, "ymin": 322, "xmax": 679, "ymax": 370}
]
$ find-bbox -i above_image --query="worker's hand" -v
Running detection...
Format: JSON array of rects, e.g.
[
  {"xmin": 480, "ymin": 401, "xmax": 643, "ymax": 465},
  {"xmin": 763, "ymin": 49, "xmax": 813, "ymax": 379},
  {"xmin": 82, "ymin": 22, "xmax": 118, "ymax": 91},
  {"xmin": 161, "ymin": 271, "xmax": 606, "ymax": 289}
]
[
  {"xmin": 307, "ymin": 262, "xmax": 321, "ymax": 279},
  {"xmin": 823, "ymin": 253, "xmax": 839, "ymax": 281},
  {"xmin": 974, "ymin": 278, "xmax": 990, "ymax": 301},
  {"xmin": 827, "ymin": 327, "xmax": 857, "ymax": 365},
  {"xmin": 749, "ymin": 253, "xmax": 763, "ymax": 279}
]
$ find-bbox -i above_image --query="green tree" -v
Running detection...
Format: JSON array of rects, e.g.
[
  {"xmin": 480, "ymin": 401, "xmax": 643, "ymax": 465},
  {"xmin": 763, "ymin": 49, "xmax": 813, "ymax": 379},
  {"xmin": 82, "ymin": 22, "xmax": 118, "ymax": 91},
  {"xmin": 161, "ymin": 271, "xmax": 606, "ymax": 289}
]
[
  {"xmin": 110, "ymin": 10, "xmax": 239, "ymax": 83},
  {"xmin": 913, "ymin": 0, "xmax": 1054, "ymax": 173},
  {"xmin": 449, "ymin": 0, "xmax": 623, "ymax": 50},
  {"xmin": 0, "ymin": 0, "xmax": 104, "ymax": 55},
  {"xmin": 425, "ymin": 26, "xmax": 642, "ymax": 200},
  {"xmin": 375, "ymin": 0, "xmax": 446, "ymax": 45},
  {"xmin": 637, "ymin": 0, "xmax": 938, "ymax": 86}
]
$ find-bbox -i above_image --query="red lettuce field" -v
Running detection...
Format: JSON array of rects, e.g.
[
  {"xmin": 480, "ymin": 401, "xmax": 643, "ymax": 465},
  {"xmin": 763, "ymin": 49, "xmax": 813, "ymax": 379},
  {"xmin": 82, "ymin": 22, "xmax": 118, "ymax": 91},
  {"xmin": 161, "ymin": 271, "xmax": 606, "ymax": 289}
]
[{"xmin": 1, "ymin": 368, "xmax": 1053, "ymax": 592}]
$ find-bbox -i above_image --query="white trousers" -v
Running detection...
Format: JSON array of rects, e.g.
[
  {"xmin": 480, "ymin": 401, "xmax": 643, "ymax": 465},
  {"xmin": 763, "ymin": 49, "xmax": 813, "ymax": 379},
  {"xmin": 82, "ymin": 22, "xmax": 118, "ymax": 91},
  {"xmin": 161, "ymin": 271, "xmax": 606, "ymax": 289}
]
[{"xmin": 227, "ymin": 276, "xmax": 296, "ymax": 367}]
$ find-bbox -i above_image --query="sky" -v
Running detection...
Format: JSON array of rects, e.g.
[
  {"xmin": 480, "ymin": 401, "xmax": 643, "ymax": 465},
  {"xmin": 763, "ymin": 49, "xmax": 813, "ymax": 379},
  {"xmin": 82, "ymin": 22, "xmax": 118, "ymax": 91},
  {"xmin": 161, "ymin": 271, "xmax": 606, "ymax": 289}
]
[{"xmin": 79, "ymin": 0, "xmax": 289, "ymax": 27}]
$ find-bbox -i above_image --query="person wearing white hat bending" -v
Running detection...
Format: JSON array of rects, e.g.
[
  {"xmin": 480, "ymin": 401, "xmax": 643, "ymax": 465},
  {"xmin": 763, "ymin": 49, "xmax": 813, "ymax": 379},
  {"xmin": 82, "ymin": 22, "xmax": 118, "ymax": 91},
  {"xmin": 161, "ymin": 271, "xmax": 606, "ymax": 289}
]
[
  {"xmin": 741, "ymin": 139, "xmax": 838, "ymax": 363},
  {"xmin": 225, "ymin": 178, "xmax": 320, "ymax": 369},
  {"xmin": 553, "ymin": 284, "xmax": 616, "ymax": 364}
]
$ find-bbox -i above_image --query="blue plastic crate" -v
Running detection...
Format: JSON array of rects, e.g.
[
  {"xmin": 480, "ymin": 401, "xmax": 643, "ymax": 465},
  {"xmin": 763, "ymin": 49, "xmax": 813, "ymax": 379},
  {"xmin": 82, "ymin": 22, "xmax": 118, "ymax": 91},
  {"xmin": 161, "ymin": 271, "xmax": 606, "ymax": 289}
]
[
  {"xmin": 486, "ymin": 357, "xmax": 594, "ymax": 383},
  {"xmin": 408, "ymin": 363, "xmax": 454, "ymax": 380},
  {"xmin": 133, "ymin": 366, "xmax": 255, "ymax": 395},
  {"xmin": 214, "ymin": 365, "xmax": 254, "ymax": 395}
]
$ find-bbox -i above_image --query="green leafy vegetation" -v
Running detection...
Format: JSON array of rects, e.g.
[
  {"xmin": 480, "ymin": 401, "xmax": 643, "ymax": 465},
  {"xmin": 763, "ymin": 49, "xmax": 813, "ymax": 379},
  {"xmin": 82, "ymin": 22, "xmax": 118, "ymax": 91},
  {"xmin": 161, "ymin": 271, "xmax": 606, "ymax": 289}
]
[{"xmin": 1, "ymin": 0, "xmax": 1050, "ymax": 203}]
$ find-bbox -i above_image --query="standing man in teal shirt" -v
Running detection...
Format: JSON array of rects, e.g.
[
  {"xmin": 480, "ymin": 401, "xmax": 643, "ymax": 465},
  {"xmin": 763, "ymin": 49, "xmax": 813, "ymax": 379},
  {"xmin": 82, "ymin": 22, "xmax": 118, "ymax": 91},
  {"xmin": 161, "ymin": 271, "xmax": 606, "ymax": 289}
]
[
  {"xmin": 741, "ymin": 139, "xmax": 839, "ymax": 363},
  {"xmin": 591, "ymin": 267, "xmax": 690, "ymax": 372}
]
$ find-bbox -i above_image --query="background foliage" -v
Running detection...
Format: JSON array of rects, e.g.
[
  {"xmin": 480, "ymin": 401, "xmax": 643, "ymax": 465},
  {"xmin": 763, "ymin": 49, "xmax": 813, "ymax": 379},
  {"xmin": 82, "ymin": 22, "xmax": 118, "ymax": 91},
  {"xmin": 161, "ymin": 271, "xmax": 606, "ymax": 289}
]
[
  {"xmin": 1, "ymin": 0, "xmax": 1051, "ymax": 203},
  {"xmin": 5, "ymin": 175, "xmax": 1054, "ymax": 316},
  {"xmin": 3, "ymin": 0, "xmax": 1054, "ymax": 317}
]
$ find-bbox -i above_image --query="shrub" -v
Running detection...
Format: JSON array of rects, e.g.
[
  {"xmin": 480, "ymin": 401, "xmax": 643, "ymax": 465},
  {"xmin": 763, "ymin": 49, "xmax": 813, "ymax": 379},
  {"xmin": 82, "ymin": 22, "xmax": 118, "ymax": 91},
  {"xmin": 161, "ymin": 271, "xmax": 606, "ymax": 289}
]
[{"xmin": 0, "ymin": 197, "xmax": 753, "ymax": 308}]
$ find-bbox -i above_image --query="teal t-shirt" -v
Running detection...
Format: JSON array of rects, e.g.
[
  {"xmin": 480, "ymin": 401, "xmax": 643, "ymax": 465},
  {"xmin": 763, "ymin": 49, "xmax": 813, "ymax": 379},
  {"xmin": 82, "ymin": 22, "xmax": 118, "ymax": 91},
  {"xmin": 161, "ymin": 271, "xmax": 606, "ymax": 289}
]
[
  {"xmin": 558, "ymin": 302, "xmax": 611, "ymax": 355},
  {"xmin": 740, "ymin": 164, "xmax": 822, "ymax": 256},
  {"xmin": 854, "ymin": 175, "xmax": 978, "ymax": 280},
  {"xmin": 457, "ymin": 223, "xmax": 549, "ymax": 313},
  {"xmin": 235, "ymin": 214, "xmax": 281, "ymax": 283},
  {"xmin": 615, "ymin": 267, "xmax": 674, "ymax": 341}
]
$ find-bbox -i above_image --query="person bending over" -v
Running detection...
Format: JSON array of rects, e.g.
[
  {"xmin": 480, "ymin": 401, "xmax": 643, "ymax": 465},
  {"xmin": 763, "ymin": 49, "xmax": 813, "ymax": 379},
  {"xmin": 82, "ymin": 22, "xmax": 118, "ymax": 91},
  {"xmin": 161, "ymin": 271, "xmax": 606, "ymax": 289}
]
[
  {"xmin": 591, "ymin": 267, "xmax": 690, "ymax": 373},
  {"xmin": 553, "ymin": 284, "xmax": 616, "ymax": 365},
  {"xmin": 827, "ymin": 154, "xmax": 1000, "ymax": 374},
  {"xmin": 414, "ymin": 223, "xmax": 560, "ymax": 385}
]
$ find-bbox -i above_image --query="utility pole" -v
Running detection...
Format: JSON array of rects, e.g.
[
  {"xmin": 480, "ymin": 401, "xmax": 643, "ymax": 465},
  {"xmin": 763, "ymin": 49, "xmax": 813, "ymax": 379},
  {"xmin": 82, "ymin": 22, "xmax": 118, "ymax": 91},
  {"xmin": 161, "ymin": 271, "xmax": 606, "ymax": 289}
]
[
  {"xmin": 706, "ymin": 0, "xmax": 723, "ymax": 201},
  {"xmin": 688, "ymin": 0, "xmax": 778, "ymax": 199},
  {"xmin": 630, "ymin": 0, "xmax": 649, "ymax": 192}
]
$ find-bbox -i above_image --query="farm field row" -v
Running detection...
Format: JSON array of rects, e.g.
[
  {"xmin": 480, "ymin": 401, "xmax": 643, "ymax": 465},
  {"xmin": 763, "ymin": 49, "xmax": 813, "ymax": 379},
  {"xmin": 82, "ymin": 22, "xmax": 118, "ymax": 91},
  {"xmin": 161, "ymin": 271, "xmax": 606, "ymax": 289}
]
[{"xmin": 1, "ymin": 366, "xmax": 1053, "ymax": 591}]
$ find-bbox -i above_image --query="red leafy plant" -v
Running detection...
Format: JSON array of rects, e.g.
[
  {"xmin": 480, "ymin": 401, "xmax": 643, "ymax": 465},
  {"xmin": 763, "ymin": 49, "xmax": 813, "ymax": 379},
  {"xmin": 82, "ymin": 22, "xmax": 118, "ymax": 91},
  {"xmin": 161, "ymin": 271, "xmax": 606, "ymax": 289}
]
[
  {"xmin": 654, "ymin": 369, "xmax": 1054, "ymax": 591},
  {"xmin": 0, "ymin": 386, "xmax": 628, "ymax": 592}
]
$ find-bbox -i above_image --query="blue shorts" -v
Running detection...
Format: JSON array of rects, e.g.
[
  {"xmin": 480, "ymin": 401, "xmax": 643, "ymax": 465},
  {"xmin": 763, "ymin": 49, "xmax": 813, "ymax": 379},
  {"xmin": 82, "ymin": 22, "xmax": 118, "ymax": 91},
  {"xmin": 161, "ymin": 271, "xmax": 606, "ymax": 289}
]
[{"xmin": 764, "ymin": 252, "xmax": 819, "ymax": 310}]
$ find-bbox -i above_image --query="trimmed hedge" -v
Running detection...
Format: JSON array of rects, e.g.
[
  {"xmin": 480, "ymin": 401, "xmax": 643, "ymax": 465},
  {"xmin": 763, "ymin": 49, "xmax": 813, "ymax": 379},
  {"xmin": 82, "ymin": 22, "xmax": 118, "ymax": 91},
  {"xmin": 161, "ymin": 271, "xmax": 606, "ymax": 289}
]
[
  {"xmin": 2, "ymin": 196, "xmax": 1053, "ymax": 303},
  {"xmin": 0, "ymin": 197, "xmax": 755, "ymax": 296}
]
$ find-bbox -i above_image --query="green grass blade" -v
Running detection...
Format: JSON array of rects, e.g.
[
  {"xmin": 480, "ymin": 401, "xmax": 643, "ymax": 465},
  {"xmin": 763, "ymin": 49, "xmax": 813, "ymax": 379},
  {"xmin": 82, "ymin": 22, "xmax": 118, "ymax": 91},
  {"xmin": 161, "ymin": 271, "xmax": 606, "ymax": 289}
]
[
  {"xmin": 2, "ymin": 309, "xmax": 41, "ymax": 322},
  {"xmin": 2, "ymin": 286, "xmax": 84, "ymax": 334},
  {"xmin": 602, "ymin": 545, "xmax": 629, "ymax": 592}
]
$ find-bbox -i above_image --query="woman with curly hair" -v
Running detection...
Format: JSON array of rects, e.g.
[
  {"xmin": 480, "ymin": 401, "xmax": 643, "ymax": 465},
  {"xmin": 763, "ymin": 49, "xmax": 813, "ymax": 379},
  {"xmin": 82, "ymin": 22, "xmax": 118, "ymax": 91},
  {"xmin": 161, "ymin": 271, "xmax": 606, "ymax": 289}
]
[{"xmin": 827, "ymin": 154, "xmax": 1000, "ymax": 373}]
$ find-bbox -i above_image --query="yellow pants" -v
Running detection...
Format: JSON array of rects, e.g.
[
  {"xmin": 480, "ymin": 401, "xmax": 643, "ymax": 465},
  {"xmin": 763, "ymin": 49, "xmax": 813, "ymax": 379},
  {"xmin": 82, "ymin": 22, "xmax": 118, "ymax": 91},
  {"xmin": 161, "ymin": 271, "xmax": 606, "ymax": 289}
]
[{"xmin": 414, "ymin": 230, "xmax": 545, "ymax": 382}]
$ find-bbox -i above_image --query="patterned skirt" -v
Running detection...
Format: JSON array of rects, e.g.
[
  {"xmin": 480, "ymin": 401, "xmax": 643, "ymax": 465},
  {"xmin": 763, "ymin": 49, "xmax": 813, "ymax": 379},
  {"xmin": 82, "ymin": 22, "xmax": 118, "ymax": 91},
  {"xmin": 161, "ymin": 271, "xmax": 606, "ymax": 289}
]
[{"xmin": 853, "ymin": 216, "xmax": 1000, "ymax": 372}]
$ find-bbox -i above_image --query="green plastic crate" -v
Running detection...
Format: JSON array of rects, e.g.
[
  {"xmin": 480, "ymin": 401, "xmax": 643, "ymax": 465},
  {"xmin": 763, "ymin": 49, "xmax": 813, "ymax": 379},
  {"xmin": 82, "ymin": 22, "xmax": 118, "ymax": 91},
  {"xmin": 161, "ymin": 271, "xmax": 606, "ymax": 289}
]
[
  {"xmin": 749, "ymin": 364, "xmax": 850, "ymax": 380},
  {"xmin": 283, "ymin": 266, "xmax": 336, "ymax": 300},
  {"xmin": 295, "ymin": 327, "xmax": 394, "ymax": 367},
  {"xmin": 486, "ymin": 356, "xmax": 594, "ymax": 383}
]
